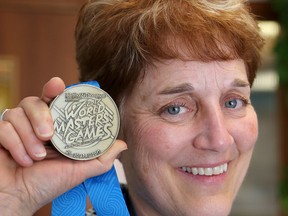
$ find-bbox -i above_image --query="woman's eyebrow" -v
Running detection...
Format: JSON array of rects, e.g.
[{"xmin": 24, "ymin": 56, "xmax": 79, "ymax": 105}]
[
  {"xmin": 231, "ymin": 78, "xmax": 250, "ymax": 87},
  {"xmin": 157, "ymin": 79, "xmax": 248, "ymax": 95},
  {"xmin": 158, "ymin": 83, "xmax": 195, "ymax": 95}
]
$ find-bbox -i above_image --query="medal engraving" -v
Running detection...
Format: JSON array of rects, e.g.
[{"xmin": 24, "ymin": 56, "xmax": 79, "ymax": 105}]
[{"xmin": 50, "ymin": 84, "xmax": 120, "ymax": 160}]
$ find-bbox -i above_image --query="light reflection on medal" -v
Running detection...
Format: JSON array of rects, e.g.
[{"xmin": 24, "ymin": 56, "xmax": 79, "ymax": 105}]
[{"xmin": 50, "ymin": 84, "xmax": 120, "ymax": 160}]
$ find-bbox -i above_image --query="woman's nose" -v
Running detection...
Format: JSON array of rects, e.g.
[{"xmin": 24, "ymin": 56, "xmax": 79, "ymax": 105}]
[{"xmin": 192, "ymin": 106, "xmax": 234, "ymax": 152}]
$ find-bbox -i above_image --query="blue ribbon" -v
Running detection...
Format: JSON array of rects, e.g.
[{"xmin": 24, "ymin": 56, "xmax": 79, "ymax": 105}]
[{"xmin": 51, "ymin": 81, "xmax": 129, "ymax": 216}]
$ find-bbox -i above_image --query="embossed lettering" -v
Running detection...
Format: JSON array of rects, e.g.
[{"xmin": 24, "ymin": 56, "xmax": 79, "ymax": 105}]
[{"xmin": 53, "ymin": 96, "xmax": 115, "ymax": 149}]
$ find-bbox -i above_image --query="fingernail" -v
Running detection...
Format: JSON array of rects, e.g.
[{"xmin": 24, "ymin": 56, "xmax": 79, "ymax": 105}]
[
  {"xmin": 33, "ymin": 144, "xmax": 47, "ymax": 158},
  {"xmin": 121, "ymin": 146, "xmax": 128, "ymax": 151},
  {"xmin": 117, "ymin": 145, "xmax": 128, "ymax": 155},
  {"xmin": 120, "ymin": 142, "xmax": 128, "ymax": 150},
  {"xmin": 38, "ymin": 125, "xmax": 53, "ymax": 138},
  {"xmin": 35, "ymin": 152, "xmax": 47, "ymax": 158}
]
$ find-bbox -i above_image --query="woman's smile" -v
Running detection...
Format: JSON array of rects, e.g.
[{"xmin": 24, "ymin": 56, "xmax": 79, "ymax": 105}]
[{"xmin": 180, "ymin": 162, "xmax": 228, "ymax": 176}]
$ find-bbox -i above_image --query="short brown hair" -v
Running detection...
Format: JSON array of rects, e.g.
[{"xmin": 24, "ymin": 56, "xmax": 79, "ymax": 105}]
[{"xmin": 75, "ymin": 0, "xmax": 264, "ymax": 103}]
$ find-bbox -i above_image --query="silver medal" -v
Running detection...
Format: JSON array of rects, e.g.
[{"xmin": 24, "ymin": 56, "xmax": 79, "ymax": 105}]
[{"xmin": 50, "ymin": 84, "xmax": 120, "ymax": 160}]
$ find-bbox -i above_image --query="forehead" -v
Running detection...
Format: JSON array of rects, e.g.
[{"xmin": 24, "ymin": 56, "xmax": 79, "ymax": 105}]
[{"xmin": 139, "ymin": 59, "xmax": 248, "ymax": 91}]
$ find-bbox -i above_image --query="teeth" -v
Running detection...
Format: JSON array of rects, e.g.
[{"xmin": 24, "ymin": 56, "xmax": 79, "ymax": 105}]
[{"xmin": 181, "ymin": 163, "xmax": 228, "ymax": 176}]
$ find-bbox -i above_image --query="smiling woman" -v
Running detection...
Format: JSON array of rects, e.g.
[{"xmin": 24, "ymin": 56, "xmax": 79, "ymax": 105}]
[
  {"xmin": 0, "ymin": 1, "xmax": 264, "ymax": 216},
  {"xmin": 120, "ymin": 59, "xmax": 257, "ymax": 215}
]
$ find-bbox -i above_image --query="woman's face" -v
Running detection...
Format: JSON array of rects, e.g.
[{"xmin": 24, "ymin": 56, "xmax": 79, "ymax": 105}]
[{"xmin": 120, "ymin": 59, "xmax": 258, "ymax": 216}]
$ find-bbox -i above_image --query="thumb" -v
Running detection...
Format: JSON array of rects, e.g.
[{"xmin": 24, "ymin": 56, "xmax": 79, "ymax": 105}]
[
  {"xmin": 41, "ymin": 77, "xmax": 66, "ymax": 104},
  {"xmin": 85, "ymin": 140, "xmax": 128, "ymax": 178}
]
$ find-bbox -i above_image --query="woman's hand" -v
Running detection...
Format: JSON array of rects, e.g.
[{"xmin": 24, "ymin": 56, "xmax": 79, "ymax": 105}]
[{"xmin": 0, "ymin": 77, "xmax": 127, "ymax": 215}]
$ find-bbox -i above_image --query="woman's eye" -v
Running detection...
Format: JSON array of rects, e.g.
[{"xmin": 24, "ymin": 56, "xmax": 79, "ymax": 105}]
[
  {"xmin": 159, "ymin": 100, "xmax": 196, "ymax": 123},
  {"xmin": 224, "ymin": 98, "xmax": 248, "ymax": 109},
  {"xmin": 162, "ymin": 103, "xmax": 189, "ymax": 116},
  {"xmin": 166, "ymin": 105, "xmax": 182, "ymax": 115}
]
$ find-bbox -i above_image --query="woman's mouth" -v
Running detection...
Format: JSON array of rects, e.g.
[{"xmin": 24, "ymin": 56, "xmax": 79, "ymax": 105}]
[{"xmin": 181, "ymin": 163, "xmax": 228, "ymax": 176}]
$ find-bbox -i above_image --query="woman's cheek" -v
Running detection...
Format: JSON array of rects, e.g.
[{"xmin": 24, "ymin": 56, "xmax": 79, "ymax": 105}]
[
  {"xmin": 233, "ymin": 114, "xmax": 258, "ymax": 153},
  {"xmin": 130, "ymin": 119, "xmax": 173, "ymax": 155}
]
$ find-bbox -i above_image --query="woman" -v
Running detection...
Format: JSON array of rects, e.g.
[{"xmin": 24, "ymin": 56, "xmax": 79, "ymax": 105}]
[{"xmin": 0, "ymin": 0, "xmax": 264, "ymax": 215}]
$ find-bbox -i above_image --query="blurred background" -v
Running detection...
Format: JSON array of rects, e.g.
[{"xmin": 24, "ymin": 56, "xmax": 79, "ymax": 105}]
[{"xmin": 0, "ymin": 0, "xmax": 288, "ymax": 215}]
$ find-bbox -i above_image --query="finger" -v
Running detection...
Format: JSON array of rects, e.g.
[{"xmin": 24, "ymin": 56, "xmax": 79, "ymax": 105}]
[
  {"xmin": 98, "ymin": 140, "xmax": 128, "ymax": 166},
  {"xmin": 17, "ymin": 77, "xmax": 65, "ymax": 142},
  {"xmin": 27, "ymin": 140, "xmax": 128, "ymax": 195},
  {"xmin": 18, "ymin": 96, "xmax": 54, "ymax": 141},
  {"xmin": 41, "ymin": 77, "xmax": 66, "ymax": 104},
  {"xmin": 0, "ymin": 121, "xmax": 33, "ymax": 166},
  {"xmin": 4, "ymin": 107, "xmax": 47, "ymax": 161}
]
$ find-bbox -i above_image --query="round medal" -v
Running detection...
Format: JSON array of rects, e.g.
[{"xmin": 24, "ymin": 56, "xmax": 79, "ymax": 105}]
[{"xmin": 50, "ymin": 83, "xmax": 120, "ymax": 160}]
